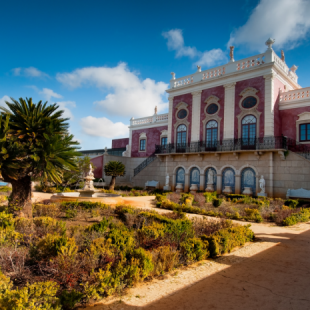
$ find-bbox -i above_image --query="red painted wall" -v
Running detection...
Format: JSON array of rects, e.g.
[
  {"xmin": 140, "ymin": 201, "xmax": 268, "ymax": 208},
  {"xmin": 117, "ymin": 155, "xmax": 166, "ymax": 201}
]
[
  {"xmin": 274, "ymin": 78, "xmax": 285, "ymax": 137},
  {"xmin": 200, "ymin": 86, "xmax": 225, "ymax": 141},
  {"xmin": 91, "ymin": 155, "xmax": 103, "ymax": 178},
  {"xmin": 280, "ymin": 106, "xmax": 310, "ymax": 146},
  {"xmin": 172, "ymin": 93, "xmax": 192, "ymax": 143},
  {"xmin": 131, "ymin": 125, "xmax": 168, "ymax": 157},
  {"xmin": 234, "ymin": 76, "xmax": 265, "ymax": 138},
  {"xmin": 112, "ymin": 138, "xmax": 129, "ymax": 148}
]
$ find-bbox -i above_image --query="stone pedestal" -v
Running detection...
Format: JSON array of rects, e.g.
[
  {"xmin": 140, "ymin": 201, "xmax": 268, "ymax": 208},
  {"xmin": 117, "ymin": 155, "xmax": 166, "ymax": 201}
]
[
  {"xmin": 175, "ymin": 183, "xmax": 184, "ymax": 193},
  {"xmin": 257, "ymin": 192, "xmax": 267, "ymax": 197},
  {"xmin": 205, "ymin": 183, "xmax": 214, "ymax": 192},
  {"xmin": 163, "ymin": 185, "xmax": 171, "ymax": 192},
  {"xmin": 242, "ymin": 187, "xmax": 253, "ymax": 196},
  {"xmin": 222, "ymin": 186, "xmax": 232, "ymax": 194},
  {"xmin": 189, "ymin": 184, "xmax": 198, "ymax": 194}
]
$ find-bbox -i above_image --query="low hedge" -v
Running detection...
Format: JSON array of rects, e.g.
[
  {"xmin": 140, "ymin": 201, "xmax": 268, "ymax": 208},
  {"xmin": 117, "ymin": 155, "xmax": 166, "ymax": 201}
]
[{"xmin": 282, "ymin": 208, "xmax": 310, "ymax": 226}]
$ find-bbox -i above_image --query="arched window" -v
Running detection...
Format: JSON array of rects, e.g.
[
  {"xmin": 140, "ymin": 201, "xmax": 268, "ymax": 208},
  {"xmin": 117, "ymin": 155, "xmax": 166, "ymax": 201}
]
[
  {"xmin": 177, "ymin": 124, "xmax": 187, "ymax": 152},
  {"xmin": 176, "ymin": 167, "xmax": 185, "ymax": 185},
  {"xmin": 222, "ymin": 168, "xmax": 235, "ymax": 193},
  {"xmin": 205, "ymin": 167, "xmax": 217, "ymax": 191},
  {"xmin": 190, "ymin": 168, "xmax": 200, "ymax": 186},
  {"xmin": 241, "ymin": 168, "xmax": 256, "ymax": 195},
  {"xmin": 206, "ymin": 120, "xmax": 218, "ymax": 149},
  {"xmin": 242, "ymin": 115, "xmax": 256, "ymax": 148}
]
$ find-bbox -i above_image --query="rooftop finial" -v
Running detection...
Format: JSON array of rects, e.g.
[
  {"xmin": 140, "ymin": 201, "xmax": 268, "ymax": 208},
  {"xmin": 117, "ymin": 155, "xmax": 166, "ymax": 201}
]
[
  {"xmin": 265, "ymin": 38, "xmax": 275, "ymax": 50},
  {"xmin": 197, "ymin": 65, "xmax": 201, "ymax": 72},
  {"xmin": 281, "ymin": 50, "xmax": 285, "ymax": 62},
  {"xmin": 229, "ymin": 46, "xmax": 235, "ymax": 62},
  {"xmin": 290, "ymin": 65, "xmax": 298, "ymax": 73},
  {"xmin": 171, "ymin": 72, "xmax": 176, "ymax": 80}
]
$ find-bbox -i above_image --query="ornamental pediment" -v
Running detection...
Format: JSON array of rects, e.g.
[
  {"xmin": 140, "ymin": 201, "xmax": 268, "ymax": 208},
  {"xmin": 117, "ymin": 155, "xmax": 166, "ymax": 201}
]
[
  {"xmin": 175, "ymin": 101, "xmax": 188, "ymax": 110},
  {"xmin": 239, "ymin": 87, "xmax": 259, "ymax": 97},
  {"xmin": 297, "ymin": 112, "xmax": 310, "ymax": 121},
  {"xmin": 204, "ymin": 95, "xmax": 220, "ymax": 104}
]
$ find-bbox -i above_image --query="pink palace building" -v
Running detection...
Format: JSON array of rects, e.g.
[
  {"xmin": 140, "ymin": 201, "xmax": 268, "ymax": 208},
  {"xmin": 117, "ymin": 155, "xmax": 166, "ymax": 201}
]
[{"xmin": 89, "ymin": 38, "xmax": 310, "ymax": 198}]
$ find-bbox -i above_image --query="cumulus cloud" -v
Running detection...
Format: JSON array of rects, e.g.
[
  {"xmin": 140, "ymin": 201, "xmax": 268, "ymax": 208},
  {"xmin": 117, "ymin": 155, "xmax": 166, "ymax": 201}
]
[
  {"xmin": 162, "ymin": 29, "xmax": 227, "ymax": 67},
  {"xmin": 55, "ymin": 101, "xmax": 76, "ymax": 119},
  {"xmin": 0, "ymin": 95, "xmax": 11, "ymax": 108},
  {"xmin": 228, "ymin": 0, "xmax": 310, "ymax": 51},
  {"xmin": 56, "ymin": 62, "xmax": 168, "ymax": 118},
  {"xmin": 39, "ymin": 88, "xmax": 62, "ymax": 101},
  {"xmin": 12, "ymin": 67, "xmax": 49, "ymax": 78},
  {"xmin": 80, "ymin": 116, "xmax": 129, "ymax": 138}
]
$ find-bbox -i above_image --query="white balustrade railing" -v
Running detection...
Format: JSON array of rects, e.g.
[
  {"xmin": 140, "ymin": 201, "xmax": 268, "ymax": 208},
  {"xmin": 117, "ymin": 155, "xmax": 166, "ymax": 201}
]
[
  {"xmin": 170, "ymin": 49, "xmax": 298, "ymax": 89},
  {"xmin": 280, "ymin": 87, "xmax": 310, "ymax": 102},
  {"xmin": 130, "ymin": 113, "xmax": 168, "ymax": 126}
]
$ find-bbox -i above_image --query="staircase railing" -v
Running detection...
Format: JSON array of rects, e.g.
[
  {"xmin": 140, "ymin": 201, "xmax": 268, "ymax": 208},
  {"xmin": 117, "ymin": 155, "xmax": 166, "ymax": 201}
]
[
  {"xmin": 134, "ymin": 153, "xmax": 157, "ymax": 176},
  {"xmin": 286, "ymin": 138, "xmax": 310, "ymax": 160}
]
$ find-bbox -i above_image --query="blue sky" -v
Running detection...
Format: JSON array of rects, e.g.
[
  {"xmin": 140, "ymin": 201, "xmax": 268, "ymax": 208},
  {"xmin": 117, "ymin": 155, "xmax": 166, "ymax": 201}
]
[{"xmin": 1, "ymin": 0, "xmax": 310, "ymax": 150}]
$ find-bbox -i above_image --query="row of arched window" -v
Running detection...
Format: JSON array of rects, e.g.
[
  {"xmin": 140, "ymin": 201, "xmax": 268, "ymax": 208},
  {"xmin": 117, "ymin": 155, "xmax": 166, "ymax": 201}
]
[
  {"xmin": 175, "ymin": 166, "xmax": 257, "ymax": 194},
  {"xmin": 176, "ymin": 114, "xmax": 257, "ymax": 146}
]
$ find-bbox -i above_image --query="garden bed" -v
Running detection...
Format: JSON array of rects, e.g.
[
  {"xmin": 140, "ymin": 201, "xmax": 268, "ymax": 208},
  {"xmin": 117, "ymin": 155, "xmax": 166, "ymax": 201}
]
[
  {"xmin": 156, "ymin": 192, "xmax": 310, "ymax": 227},
  {"xmin": 0, "ymin": 201, "xmax": 254, "ymax": 309}
]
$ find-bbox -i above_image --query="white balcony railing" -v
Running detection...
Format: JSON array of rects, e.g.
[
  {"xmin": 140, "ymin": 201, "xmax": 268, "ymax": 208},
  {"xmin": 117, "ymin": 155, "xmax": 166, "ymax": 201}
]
[
  {"xmin": 170, "ymin": 49, "xmax": 298, "ymax": 89},
  {"xmin": 280, "ymin": 87, "xmax": 310, "ymax": 103},
  {"xmin": 130, "ymin": 113, "xmax": 168, "ymax": 127}
]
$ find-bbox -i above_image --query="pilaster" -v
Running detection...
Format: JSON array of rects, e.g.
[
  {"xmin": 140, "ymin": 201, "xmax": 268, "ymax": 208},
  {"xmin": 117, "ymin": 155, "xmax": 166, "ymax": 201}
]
[
  {"xmin": 184, "ymin": 173, "xmax": 189, "ymax": 192},
  {"xmin": 223, "ymin": 83, "xmax": 236, "ymax": 139},
  {"xmin": 167, "ymin": 96, "xmax": 174, "ymax": 143},
  {"xmin": 264, "ymin": 73, "xmax": 274, "ymax": 136},
  {"xmin": 172, "ymin": 173, "xmax": 176, "ymax": 192},
  {"xmin": 199, "ymin": 173, "xmax": 205, "ymax": 191},
  {"xmin": 235, "ymin": 174, "xmax": 241, "ymax": 194},
  {"xmin": 216, "ymin": 174, "xmax": 222, "ymax": 195},
  {"xmin": 191, "ymin": 90, "xmax": 202, "ymax": 142}
]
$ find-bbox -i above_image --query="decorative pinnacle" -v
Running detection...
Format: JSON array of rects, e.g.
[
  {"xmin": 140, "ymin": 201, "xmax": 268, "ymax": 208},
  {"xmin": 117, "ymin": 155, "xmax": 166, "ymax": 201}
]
[{"xmin": 265, "ymin": 38, "xmax": 275, "ymax": 50}]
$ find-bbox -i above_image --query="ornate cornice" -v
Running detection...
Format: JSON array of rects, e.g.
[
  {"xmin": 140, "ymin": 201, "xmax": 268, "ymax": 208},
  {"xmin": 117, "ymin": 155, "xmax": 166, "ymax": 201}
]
[
  {"xmin": 263, "ymin": 73, "xmax": 274, "ymax": 80},
  {"xmin": 191, "ymin": 90, "xmax": 202, "ymax": 97},
  {"xmin": 223, "ymin": 82, "xmax": 236, "ymax": 88}
]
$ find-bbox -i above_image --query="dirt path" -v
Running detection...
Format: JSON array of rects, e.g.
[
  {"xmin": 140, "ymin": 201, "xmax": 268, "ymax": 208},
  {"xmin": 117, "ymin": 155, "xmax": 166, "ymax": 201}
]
[{"xmin": 32, "ymin": 193, "xmax": 310, "ymax": 309}]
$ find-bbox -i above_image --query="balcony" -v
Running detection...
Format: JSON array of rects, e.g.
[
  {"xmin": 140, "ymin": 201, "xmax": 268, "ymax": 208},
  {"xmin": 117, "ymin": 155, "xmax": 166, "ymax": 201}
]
[{"xmin": 155, "ymin": 136, "xmax": 288, "ymax": 155}]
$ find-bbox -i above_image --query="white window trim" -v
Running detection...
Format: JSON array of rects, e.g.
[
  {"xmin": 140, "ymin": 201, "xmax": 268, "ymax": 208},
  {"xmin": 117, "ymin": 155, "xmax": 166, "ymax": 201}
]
[
  {"xmin": 139, "ymin": 132, "xmax": 147, "ymax": 152},
  {"xmin": 296, "ymin": 112, "xmax": 310, "ymax": 144}
]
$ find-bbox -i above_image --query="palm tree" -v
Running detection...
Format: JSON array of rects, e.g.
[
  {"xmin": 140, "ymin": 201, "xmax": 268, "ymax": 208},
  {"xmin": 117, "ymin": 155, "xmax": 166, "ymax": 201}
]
[
  {"xmin": 0, "ymin": 97, "xmax": 81, "ymax": 217},
  {"xmin": 104, "ymin": 161, "xmax": 126, "ymax": 190}
]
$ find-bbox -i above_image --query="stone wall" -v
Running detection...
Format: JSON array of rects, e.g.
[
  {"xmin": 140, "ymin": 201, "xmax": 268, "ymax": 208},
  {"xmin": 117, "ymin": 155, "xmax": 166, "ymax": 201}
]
[{"xmin": 132, "ymin": 150, "xmax": 310, "ymax": 198}]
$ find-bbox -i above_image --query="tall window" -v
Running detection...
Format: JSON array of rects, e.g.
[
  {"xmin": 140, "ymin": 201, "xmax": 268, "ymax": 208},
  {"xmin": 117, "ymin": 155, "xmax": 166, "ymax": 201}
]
[
  {"xmin": 242, "ymin": 115, "xmax": 256, "ymax": 147},
  {"xmin": 300, "ymin": 124, "xmax": 310, "ymax": 142},
  {"xmin": 206, "ymin": 120, "xmax": 218, "ymax": 147},
  {"xmin": 140, "ymin": 139, "xmax": 146, "ymax": 151},
  {"xmin": 177, "ymin": 125, "xmax": 187, "ymax": 145},
  {"xmin": 161, "ymin": 137, "xmax": 167, "ymax": 147}
]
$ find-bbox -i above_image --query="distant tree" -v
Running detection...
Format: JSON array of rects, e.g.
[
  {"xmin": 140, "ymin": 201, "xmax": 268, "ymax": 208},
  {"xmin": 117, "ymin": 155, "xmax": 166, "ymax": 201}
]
[
  {"xmin": 0, "ymin": 97, "xmax": 81, "ymax": 217},
  {"xmin": 104, "ymin": 161, "xmax": 126, "ymax": 190}
]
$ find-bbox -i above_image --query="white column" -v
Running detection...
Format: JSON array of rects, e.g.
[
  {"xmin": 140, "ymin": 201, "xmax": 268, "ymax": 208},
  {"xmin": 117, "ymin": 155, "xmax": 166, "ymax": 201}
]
[
  {"xmin": 217, "ymin": 174, "xmax": 222, "ymax": 195},
  {"xmin": 264, "ymin": 73, "xmax": 275, "ymax": 136},
  {"xmin": 223, "ymin": 83, "xmax": 236, "ymax": 139},
  {"xmin": 184, "ymin": 173, "xmax": 190, "ymax": 192},
  {"xmin": 167, "ymin": 96, "xmax": 174, "ymax": 143},
  {"xmin": 199, "ymin": 173, "xmax": 205, "ymax": 191},
  {"xmin": 191, "ymin": 90, "xmax": 202, "ymax": 142},
  {"xmin": 268, "ymin": 152, "xmax": 274, "ymax": 197}
]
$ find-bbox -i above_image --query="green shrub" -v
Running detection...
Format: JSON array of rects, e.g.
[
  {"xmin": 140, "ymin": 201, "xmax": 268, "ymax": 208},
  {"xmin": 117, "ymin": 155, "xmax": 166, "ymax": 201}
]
[
  {"xmin": 226, "ymin": 194, "xmax": 247, "ymax": 199},
  {"xmin": 0, "ymin": 227, "xmax": 23, "ymax": 246},
  {"xmin": 180, "ymin": 193, "xmax": 194, "ymax": 205},
  {"xmin": 208, "ymin": 225, "xmax": 254, "ymax": 257},
  {"xmin": 180, "ymin": 237, "xmax": 209, "ymax": 262},
  {"xmin": 282, "ymin": 208, "xmax": 310, "ymax": 226},
  {"xmin": 65, "ymin": 209, "xmax": 78, "ymax": 219},
  {"xmin": 284, "ymin": 199, "xmax": 299, "ymax": 208},
  {"xmin": 0, "ymin": 212, "xmax": 14, "ymax": 229},
  {"xmin": 87, "ymin": 217, "xmax": 111, "ymax": 233},
  {"xmin": 244, "ymin": 208, "xmax": 263, "ymax": 223},
  {"xmin": 152, "ymin": 246, "xmax": 179, "ymax": 276},
  {"xmin": 33, "ymin": 204, "xmax": 61, "ymax": 218},
  {"xmin": 33, "ymin": 217, "xmax": 66, "ymax": 236},
  {"xmin": 115, "ymin": 205, "xmax": 135, "ymax": 221},
  {"xmin": 0, "ymin": 186, "xmax": 11, "ymax": 192},
  {"xmin": 59, "ymin": 289, "xmax": 83, "ymax": 309},
  {"xmin": 212, "ymin": 198, "xmax": 223, "ymax": 208},
  {"xmin": 203, "ymin": 191, "xmax": 217, "ymax": 203}
]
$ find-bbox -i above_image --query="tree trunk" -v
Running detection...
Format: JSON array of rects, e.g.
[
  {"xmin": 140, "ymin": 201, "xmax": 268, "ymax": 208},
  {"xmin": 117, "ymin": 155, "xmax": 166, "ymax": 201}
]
[
  {"xmin": 109, "ymin": 176, "xmax": 116, "ymax": 191},
  {"xmin": 2, "ymin": 173, "xmax": 32, "ymax": 218}
]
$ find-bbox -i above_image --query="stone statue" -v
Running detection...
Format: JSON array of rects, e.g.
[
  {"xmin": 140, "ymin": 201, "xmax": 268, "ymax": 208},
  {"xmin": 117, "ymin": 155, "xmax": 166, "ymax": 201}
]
[
  {"xmin": 207, "ymin": 169, "xmax": 214, "ymax": 184},
  {"xmin": 154, "ymin": 106, "xmax": 158, "ymax": 115},
  {"xmin": 197, "ymin": 65, "xmax": 201, "ymax": 72},
  {"xmin": 87, "ymin": 164, "xmax": 94, "ymax": 178},
  {"xmin": 171, "ymin": 72, "xmax": 175, "ymax": 80},
  {"xmin": 104, "ymin": 147, "xmax": 108, "ymax": 154},
  {"xmin": 259, "ymin": 175, "xmax": 265, "ymax": 193},
  {"xmin": 281, "ymin": 50, "xmax": 285, "ymax": 62},
  {"xmin": 165, "ymin": 174, "xmax": 169, "ymax": 186},
  {"xmin": 229, "ymin": 46, "xmax": 235, "ymax": 62}
]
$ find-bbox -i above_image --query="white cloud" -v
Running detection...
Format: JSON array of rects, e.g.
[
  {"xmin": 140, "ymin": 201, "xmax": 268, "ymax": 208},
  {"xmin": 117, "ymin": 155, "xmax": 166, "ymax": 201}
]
[
  {"xmin": 55, "ymin": 101, "xmax": 76, "ymax": 119},
  {"xmin": 162, "ymin": 29, "xmax": 227, "ymax": 67},
  {"xmin": 80, "ymin": 116, "xmax": 128, "ymax": 138},
  {"xmin": 39, "ymin": 88, "xmax": 62, "ymax": 101},
  {"xmin": 0, "ymin": 95, "xmax": 11, "ymax": 108},
  {"xmin": 228, "ymin": 0, "xmax": 310, "ymax": 51},
  {"xmin": 12, "ymin": 67, "xmax": 49, "ymax": 78},
  {"xmin": 56, "ymin": 62, "xmax": 168, "ymax": 118}
]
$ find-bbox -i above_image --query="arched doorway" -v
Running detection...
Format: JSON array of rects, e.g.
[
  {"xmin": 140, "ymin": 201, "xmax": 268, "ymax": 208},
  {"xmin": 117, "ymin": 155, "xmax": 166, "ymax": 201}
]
[
  {"xmin": 176, "ymin": 124, "xmax": 187, "ymax": 152},
  {"xmin": 222, "ymin": 168, "xmax": 235, "ymax": 193},
  {"xmin": 205, "ymin": 167, "xmax": 217, "ymax": 191},
  {"xmin": 241, "ymin": 168, "xmax": 256, "ymax": 195},
  {"xmin": 242, "ymin": 115, "xmax": 256, "ymax": 149},
  {"xmin": 206, "ymin": 120, "xmax": 218, "ymax": 150},
  {"xmin": 190, "ymin": 168, "xmax": 200, "ymax": 188}
]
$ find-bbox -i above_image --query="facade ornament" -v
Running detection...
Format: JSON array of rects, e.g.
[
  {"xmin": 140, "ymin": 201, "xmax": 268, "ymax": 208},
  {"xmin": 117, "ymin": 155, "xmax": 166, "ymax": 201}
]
[
  {"xmin": 154, "ymin": 106, "xmax": 158, "ymax": 115},
  {"xmin": 171, "ymin": 72, "xmax": 176, "ymax": 80},
  {"xmin": 281, "ymin": 50, "xmax": 285, "ymax": 62},
  {"xmin": 229, "ymin": 46, "xmax": 235, "ymax": 62},
  {"xmin": 290, "ymin": 65, "xmax": 298, "ymax": 73},
  {"xmin": 265, "ymin": 38, "xmax": 275, "ymax": 50},
  {"xmin": 104, "ymin": 147, "xmax": 108, "ymax": 154},
  {"xmin": 197, "ymin": 65, "xmax": 201, "ymax": 72},
  {"xmin": 259, "ymin": 175, "xmax": 265, "ymax": 193}
]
